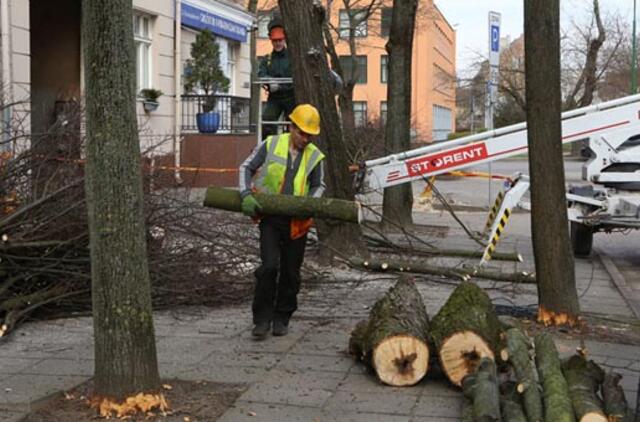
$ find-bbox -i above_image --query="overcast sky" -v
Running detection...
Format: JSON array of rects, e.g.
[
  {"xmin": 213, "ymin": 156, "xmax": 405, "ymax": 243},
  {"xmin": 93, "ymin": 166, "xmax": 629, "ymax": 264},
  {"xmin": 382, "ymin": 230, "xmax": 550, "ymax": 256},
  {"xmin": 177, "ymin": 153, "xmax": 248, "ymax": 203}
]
[{"xmin": 434, "ymin": 0, "xmax": 635, "ymax": 76}]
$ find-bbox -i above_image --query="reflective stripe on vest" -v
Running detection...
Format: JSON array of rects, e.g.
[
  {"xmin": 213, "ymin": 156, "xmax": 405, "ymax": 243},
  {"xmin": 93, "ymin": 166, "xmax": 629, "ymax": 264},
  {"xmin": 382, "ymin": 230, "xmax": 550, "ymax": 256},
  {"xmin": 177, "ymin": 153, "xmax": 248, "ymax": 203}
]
[{"xmin": 255, "ymin": 133, "xmax": 325, "ymax": 196}]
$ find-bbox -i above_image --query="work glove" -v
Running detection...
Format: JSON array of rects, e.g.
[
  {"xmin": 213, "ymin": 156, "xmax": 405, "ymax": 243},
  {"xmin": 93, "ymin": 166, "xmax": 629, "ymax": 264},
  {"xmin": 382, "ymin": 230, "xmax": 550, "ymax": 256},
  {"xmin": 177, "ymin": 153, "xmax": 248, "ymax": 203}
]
[
  {"xmin": 269, "ymin": 83, "xmax": 280, "ymax": 93},
  {"xmin": 241, "ymin": 194, "xmax": 262, "ymax": 217}
]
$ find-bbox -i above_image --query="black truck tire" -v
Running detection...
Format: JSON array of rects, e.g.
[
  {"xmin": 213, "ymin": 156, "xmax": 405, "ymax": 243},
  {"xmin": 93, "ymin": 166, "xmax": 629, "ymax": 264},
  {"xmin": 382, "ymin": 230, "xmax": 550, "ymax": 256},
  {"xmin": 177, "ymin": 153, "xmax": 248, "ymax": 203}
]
[{"xmin": 570, "ymin": 222, "xmax": 593, "ymax": 256}]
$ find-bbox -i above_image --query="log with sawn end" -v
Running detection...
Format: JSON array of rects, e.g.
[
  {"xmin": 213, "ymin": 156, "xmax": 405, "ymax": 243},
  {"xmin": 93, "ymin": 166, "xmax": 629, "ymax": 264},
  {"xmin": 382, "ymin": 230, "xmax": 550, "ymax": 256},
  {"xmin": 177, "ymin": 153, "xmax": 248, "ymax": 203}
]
[
  {"xmin": 430, "ymin": 282, "xmax": 502, "ymax": 387},
  {"xmin": 601, "ymin": 372, "xmax": 630, "ymax": 422},
  {"xmin": 562, "ymin": 354, "xmax": 608, "ymax": 422},
  {"xmin": 203, "ymin": 187, "xmax": 362, "ymax": 223},
  {"xmin": 348, "ymin": 276, "xmax": 430, "ymax": 387}
]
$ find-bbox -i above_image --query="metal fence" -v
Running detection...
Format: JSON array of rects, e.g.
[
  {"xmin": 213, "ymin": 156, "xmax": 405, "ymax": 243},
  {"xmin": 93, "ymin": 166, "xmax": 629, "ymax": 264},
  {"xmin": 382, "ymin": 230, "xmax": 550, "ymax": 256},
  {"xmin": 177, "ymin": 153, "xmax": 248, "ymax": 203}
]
[{"xmin": 181, "ymin": 95, "xmax": 253, "ymax": 133}]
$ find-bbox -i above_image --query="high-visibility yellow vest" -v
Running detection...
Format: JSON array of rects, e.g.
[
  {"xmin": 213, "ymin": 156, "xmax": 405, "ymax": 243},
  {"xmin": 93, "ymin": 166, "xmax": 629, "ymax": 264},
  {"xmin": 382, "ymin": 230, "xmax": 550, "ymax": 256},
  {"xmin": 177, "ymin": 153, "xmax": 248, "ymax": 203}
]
[
  {"xmin": 254, "ymin": 133, "xmax": 325, "ymax": 239},
  {"xmin": 255, "ymin": 133, "xmax": 324, "ymax": 197}
]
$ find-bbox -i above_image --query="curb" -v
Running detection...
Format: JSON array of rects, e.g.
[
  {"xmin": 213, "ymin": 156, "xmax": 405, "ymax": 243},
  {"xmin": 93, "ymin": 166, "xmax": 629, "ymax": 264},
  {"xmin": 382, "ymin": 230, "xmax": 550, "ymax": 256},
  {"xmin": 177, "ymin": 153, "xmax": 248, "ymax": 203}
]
[{"xmin": 595, "ymin": 248, "xmax": 640, "ymax": 320}]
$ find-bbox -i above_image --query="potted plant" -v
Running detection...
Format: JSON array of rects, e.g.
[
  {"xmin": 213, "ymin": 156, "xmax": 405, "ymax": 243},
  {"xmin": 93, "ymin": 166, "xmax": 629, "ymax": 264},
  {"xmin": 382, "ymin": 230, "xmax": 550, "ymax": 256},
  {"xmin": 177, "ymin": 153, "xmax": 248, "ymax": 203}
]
[
  {"xmin": 139, "ymin": 88, "xmax": 163, "ymax": 112},
  {"xmin": 184, "ymin": 29, "xmax": 230, "ymax": 133}
]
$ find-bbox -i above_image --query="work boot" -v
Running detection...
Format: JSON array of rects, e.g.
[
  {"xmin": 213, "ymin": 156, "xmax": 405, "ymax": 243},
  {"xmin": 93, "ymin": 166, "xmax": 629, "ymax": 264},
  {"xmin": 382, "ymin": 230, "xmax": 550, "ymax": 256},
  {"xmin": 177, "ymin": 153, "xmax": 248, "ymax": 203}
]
[
  {"xmin": 272, "ymin": 320, "xmax": 289, "ymax": 336},
  {"xmin": 252, "ymin": 322, "xmax": 270, "ymax": 340}
]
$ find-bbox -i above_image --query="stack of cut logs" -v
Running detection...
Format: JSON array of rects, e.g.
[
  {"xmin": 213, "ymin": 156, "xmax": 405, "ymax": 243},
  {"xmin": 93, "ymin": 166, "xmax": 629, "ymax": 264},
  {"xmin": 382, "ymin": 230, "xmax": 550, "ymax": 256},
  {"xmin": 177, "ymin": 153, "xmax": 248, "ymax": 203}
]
[{"xmin": 348, "ymin": 276, "xmax": 632, "ymax": 421}]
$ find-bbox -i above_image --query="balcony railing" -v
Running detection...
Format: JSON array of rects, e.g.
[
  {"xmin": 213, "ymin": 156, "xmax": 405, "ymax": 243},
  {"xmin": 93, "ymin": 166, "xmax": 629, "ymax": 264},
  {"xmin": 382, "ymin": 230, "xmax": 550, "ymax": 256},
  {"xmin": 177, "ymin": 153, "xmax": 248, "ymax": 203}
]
[{"xmin": 181, "ymin": 94, "xmax": 253, "ymax": 134}]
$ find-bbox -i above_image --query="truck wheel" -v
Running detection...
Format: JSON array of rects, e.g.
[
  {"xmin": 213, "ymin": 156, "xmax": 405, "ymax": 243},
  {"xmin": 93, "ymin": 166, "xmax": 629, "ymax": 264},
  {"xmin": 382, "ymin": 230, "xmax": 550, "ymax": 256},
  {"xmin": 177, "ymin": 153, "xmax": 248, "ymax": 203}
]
[{"xmin": 570, "ymin": 222, "xmax": 593, "ymax": 256}]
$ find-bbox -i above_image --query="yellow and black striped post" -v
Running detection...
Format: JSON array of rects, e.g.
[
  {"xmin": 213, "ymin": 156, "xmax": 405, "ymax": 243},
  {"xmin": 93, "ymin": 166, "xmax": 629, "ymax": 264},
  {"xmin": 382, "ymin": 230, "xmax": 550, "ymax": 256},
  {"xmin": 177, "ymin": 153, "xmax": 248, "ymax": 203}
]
[
  {"xmin": 484, "ymin": 190, "xmax": 505, "ymax": 233},
  {"xmin": 482, "ymin": 207, "xmax": 512, "ymax": 262}
]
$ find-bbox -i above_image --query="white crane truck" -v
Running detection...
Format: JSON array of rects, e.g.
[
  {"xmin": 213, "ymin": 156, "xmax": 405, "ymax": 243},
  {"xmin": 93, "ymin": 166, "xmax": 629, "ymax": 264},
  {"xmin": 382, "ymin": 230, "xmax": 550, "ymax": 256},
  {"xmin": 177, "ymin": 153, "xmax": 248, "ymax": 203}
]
[{"xmin": 354, "ymin": 94, "xmax": 640, "ymax": 263}]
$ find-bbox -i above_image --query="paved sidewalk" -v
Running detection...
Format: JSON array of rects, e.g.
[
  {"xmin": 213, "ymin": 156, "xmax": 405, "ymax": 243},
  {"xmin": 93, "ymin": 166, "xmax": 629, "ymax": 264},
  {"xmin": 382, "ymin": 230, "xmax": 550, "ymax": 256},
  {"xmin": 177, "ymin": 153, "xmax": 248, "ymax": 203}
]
[{"xmin": 1, "ymin": 211, "xmax": 639, "ymax": 421}]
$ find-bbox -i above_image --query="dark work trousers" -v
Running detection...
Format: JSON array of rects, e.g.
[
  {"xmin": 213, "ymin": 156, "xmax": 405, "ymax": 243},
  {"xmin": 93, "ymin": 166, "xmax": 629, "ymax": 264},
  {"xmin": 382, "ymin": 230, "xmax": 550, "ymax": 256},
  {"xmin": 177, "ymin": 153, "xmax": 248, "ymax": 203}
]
[
  {"xmin": 261, "ymin": 94, "xmax": 296, "ymax": 140},
  {"xmin": 253, "ymin": 216, "xmax": 307, "ymax": 325}
]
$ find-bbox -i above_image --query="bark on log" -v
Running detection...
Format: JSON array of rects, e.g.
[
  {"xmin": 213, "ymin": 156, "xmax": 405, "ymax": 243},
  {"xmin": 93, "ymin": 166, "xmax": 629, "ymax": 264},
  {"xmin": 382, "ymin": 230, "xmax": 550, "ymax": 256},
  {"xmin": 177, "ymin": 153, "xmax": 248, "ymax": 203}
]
[
  {"xmin": 562, "ymin": 354, "xmax": 607, "ymax": 422},
  {"xmin": 203, "ymin": 187, "xmax": 362, "ymax": 223},
  {"xmin": 430, "ymin": 282, "xmax": 502, "ymax": 386},
  {"xmin": 348, "ymin": 276, "xmax": 430, "ymax": 386},
  {"xmin": 499, "ymin": 381, "xmax": 528, "ymax": 422},
  {"xmin": 601, "ymin": 372, "xmax": 630, "ymax": 422},
  {"xmin": 534, "ymin": 333, "xmax": 576, "ymax": 422},
  {"xmin": 500, "ymin": 328, "xmax": 544, "ymax": 422},
  {"xmin": 461, "ymin": 358, "xmax": 502, "ymax": 421},
  {"xmin": 348, "ymin": 256, "xmax": 536, "ymax": 284}
]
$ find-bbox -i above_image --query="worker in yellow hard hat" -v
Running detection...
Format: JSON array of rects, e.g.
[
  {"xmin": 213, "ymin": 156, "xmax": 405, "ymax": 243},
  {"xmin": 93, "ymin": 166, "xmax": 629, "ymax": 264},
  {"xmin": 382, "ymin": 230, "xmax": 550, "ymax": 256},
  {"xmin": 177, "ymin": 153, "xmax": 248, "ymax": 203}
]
[{"xmin": 238, "ymin": 103, "xmax": 325, "ymax": 340}]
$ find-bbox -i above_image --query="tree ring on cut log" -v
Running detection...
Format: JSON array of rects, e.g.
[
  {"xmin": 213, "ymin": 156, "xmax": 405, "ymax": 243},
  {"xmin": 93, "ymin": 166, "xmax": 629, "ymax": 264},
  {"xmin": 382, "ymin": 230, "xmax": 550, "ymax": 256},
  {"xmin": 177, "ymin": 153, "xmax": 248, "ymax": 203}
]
[
  {"xmin": 371, "ymin": 334, "xmax": 429, "ymax": 386},
  {"xmin": 439, "ymin": 331, "xmax": 494, "ymax": 386}
]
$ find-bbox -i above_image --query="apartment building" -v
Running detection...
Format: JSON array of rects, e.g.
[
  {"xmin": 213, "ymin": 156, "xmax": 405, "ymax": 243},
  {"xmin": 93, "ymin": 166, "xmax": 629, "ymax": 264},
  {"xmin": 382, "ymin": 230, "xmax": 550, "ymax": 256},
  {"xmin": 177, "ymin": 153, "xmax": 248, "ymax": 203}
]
[
  {"xmin": 256, "ymin": 0, "xmax": 456, "ymax": 143},
  {"xmin": 0, "ymin": 0, "xmax": 254, "ymax": 158}
]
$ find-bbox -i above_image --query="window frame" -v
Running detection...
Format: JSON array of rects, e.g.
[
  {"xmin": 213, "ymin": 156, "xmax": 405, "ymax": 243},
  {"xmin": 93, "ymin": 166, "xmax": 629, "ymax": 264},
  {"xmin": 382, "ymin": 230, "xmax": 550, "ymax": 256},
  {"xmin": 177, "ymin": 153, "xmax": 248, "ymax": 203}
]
[
  {"xmin": 353, "ymin": 101, "xmax": 368, "ymax": 127},
  {"xmin": 380, "ymin": 101, "xmax": 387, "ymax": 126},
  {"xmin": 257, "ymin": 11, "xmax": 271, "ymax": 39},
  {"xmin": 339, "ymin": 55, "xmax": 368, "ymax": 84},
  {"xmin": 380, "ymin": 7, "xmax": 392, "ymax": 38},
  {"xmin": 339, "ymin": 9, "xmax": 368, "ymax": 38},
  {"xmin": 133, "ymin": 13, "xmax": 153, "ymax": 93},
  {"xmin": 380, "ymin": 55, "xmax": 388, "ymax": 84}
]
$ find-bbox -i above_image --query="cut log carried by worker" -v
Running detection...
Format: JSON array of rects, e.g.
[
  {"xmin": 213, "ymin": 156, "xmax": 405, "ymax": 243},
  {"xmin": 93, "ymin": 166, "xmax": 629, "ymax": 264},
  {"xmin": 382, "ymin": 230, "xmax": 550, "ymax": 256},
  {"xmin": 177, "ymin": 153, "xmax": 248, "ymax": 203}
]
[
  {"xmin": 348, "ymin": 275, "xmax": 431, "ymax": 387},
  {"xmin": 202, "ymin": 186, "xmax": 362, "ymax": 223}
]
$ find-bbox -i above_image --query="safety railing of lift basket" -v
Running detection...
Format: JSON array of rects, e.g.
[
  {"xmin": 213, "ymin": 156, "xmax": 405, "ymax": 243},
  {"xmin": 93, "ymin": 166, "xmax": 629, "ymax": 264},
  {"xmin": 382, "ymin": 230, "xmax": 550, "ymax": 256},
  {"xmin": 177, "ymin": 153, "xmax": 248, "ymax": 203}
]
[{"xmin": 254, "ymin": 77, "xmax": 293, "ymax": 143}]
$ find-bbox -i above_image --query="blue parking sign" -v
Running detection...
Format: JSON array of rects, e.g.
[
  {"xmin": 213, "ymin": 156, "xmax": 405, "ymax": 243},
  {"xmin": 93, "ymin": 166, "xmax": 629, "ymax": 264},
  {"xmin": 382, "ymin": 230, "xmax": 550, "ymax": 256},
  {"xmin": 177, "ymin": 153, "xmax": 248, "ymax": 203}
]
[{"xmin": 491, "ymin": 25, "xmax": 500, "ymax": 52}]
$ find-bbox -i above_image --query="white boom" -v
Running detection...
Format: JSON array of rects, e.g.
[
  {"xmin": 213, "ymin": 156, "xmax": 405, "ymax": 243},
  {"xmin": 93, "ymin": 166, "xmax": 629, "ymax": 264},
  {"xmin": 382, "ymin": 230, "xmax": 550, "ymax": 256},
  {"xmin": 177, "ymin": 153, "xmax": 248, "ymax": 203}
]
[{"xmin": 355, "ymin": 93, "xmax": 640, "ymax": 261}]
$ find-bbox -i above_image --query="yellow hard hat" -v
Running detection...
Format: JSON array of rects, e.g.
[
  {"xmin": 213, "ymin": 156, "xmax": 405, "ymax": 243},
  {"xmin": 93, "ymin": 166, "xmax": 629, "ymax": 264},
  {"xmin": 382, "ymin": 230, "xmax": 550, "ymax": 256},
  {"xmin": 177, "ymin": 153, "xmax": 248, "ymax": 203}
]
[{"xmin": 289, "ymin": 104, "xmax": 321, "ymax": 135}]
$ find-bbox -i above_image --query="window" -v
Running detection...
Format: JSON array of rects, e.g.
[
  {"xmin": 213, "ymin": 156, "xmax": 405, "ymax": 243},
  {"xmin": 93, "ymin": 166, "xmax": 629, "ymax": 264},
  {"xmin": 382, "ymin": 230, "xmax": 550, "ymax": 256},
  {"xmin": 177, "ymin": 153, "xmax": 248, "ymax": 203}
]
[
  {"xmin": 380, "ymin": 55, "xmax": 388, "ymax": 83},
  {"xmin": 339, "ymin": 55, "xmax": 367, "ymax": 84},
  {"xmin": 381, "ymin": 8, "xmax": 392, "ymax": 37},
  {"xmin": 227, "ymin": 43, "xmax": 237, "ymax": 95},
  {"xmin": 133, "ymin": 13, "xmax": 152, "ymax": 92},
  {"xmin": 353, "ymin": 101, "xmax": 367, "ymax": 127},
  {"xmin": 339, "ymin": 9, "xmax": 367, "ymax": 38},
  {"xmin": 380, "ymin": 101, "xmax": 387, "ymax": 126},
  {"xmin": 257, "ymin": 12, "xmax": 271, "ymax": 39},
  {"xmin": 432, "ymin": 104, "xmax": 453, "ymax": 141}
]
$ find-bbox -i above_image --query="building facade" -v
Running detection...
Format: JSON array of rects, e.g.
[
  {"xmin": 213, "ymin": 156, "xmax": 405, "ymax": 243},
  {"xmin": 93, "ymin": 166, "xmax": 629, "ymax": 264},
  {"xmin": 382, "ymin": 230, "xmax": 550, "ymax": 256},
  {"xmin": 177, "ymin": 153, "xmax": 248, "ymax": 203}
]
[
  {"xmin": 256, "ymin": 0, "xmax": 456, "ymax": 143},
  {"xmin": 0, "ymin": 0, "xmax": 254, "ymax": 158}
]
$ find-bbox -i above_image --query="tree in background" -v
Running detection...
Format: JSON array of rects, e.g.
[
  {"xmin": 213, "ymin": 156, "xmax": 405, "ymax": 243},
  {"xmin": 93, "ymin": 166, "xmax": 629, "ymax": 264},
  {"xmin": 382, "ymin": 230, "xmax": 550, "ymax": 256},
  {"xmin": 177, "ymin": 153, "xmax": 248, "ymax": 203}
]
[
  {"xmin": 278, "ymin": 0, "xmax": 367, "ymax": 260},
  {"xmin": 82, "ymin": 0, "xmax": 162, "ymax": 413},
  {"xmin": 381, "ymin": 0, "xmax": 417, "ymax": 228},
  {"xmin": 524, "ymin": 0, "xmax": 580, "ymax": 326}
]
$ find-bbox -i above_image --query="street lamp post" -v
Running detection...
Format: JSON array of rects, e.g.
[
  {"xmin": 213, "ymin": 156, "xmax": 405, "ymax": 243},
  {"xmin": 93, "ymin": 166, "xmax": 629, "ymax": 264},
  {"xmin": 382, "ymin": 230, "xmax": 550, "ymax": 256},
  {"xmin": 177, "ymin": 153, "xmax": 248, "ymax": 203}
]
[{"xmin": 633, "ymin": 0, "xmax": 638, "ymax": 93}]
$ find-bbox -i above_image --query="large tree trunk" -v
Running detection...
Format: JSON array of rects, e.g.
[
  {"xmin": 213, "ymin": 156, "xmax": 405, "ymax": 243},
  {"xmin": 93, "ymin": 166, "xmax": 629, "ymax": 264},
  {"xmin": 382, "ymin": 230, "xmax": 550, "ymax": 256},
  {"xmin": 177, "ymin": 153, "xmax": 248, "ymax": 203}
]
[
  {"xmin": 247, "ymin": 0, "xmax": 260, "ymax": 134},
  {"xmin": 278, "ymin": 0, "xmax": 366, "ymax": 261},
  {"xmin": 534, "ymin": 333, "xmax": 575, "ymax": 422},
  {"xmin": 83, "ymin": 0, "xmax": 160, "ymax": 399},
  {"xmin": 348, "ymin": 276, "xmax": 430, "ymax": 386},
  {"xmin": 524, "ymin": 0, "xmax": 580, "ymax": 325},
  {"xmin": 430, "ymin": 282, "xmax": 502, "ymax": 387},
  {"xmin": 203, "ymin": 187, "xmax": 361, "ymax": 222},
  {"xmin": 381, "ymin": 0, "xmax": 417, "ymax": 229}
]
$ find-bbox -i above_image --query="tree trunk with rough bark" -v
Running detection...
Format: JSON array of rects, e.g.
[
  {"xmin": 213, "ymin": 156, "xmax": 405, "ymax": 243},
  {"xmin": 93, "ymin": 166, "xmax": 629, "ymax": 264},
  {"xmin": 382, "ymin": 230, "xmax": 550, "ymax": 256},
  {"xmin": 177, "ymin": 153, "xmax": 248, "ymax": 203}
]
[
  {"xmin": 248, "ymin": 0, "xmax": 260, "ymax": 133},
  {"xmin": 82, "ymin": 0, "xmax": 160, "ymax": 399},
  {"xmin": 348, "ymin": 276, "xmax": 430, "ymax": 386},
  {"xmin": 524, "ymin": 0, "xmax": 580, "ymax": 325},
  {"xmin": 381, "ymin": 0, "xmax": 417, "ymax": 229},
  {"xmin": 430, "ymin": 282, "xmax": 502, "ymax": 387},
  {"xmin": 278, "ymin": 0, "xmax": 366, "ymax": 261}
]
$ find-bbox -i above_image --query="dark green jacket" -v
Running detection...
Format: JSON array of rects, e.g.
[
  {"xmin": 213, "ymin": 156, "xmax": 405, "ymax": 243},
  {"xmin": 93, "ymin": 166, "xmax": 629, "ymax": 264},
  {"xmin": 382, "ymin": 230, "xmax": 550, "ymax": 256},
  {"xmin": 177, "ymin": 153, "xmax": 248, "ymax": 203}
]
[{"xmin": 258, "ymin": 48, "xmax": 294, "ymax": 99}]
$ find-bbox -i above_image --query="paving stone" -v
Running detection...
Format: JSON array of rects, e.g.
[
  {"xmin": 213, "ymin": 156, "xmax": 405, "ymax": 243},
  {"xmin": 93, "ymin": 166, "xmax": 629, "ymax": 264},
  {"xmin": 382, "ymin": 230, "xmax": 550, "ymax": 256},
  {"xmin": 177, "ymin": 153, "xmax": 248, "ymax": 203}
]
[
  {"xmin": 0, "ymin": 357, "xmax": 40, "ymax": 375},
  {"xmin": 277, "ymin": 353, "xmax": 355, "ymax": 373},
  {"xmin": 321, "ymin": 410, "xmax": 412, "ymax": 422},
  {"xmin": 0, "ymin": 409, "xmax": 25, "ymax": 421},
  {"xmin": 412, "ymin": 394, "xmax": 462, "ymax": 419},
  {"xmin": 0, "ymin": 374, "xmax": 87, "ymax": 407},
  {"xmin": 217, "ymin": 401, "xmax": 321, "ymax": 422},
  {"xmin": 323, "ymin": 390, "xmax": 418, "ymax": 415},
  {"xmin": 337, "ymin": 373, "xmax": 424, "ymax": 396},
  {"xmin": 20, "ymin": 358, "xmax": 93, "ymax": 377},
  {"xmin": 178, "ymin": 365, "xmax": 269, "ymax": 384}
]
